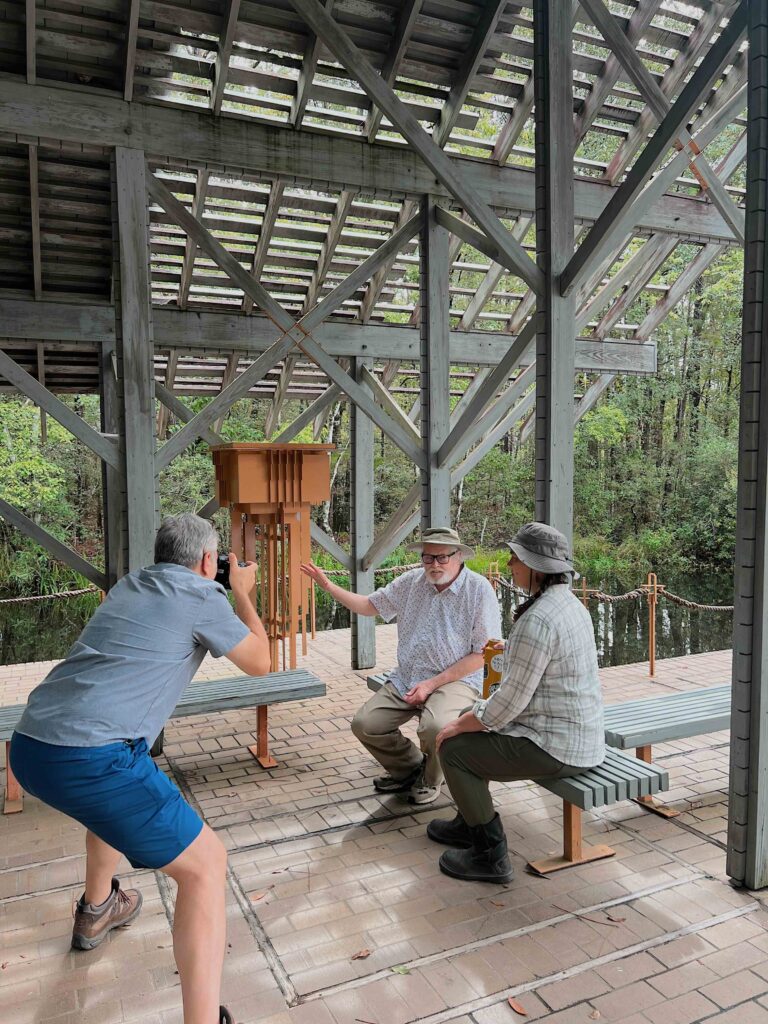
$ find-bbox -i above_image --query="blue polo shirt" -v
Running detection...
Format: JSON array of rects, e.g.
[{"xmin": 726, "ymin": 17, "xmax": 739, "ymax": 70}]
[{"xmin": 15, "ymin": 563, "xmax": 250, "ymax": 747}]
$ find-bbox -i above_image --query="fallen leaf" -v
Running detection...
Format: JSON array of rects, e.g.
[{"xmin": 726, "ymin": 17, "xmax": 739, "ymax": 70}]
[
  {"xmin": 589, "ymin": 1012, "xmax": 601, "ymax": 1020},
  {"xmin": 490, "ymin": 900, "xmax": 506, "ymax": 907},
  {"xmin": 507, "ymin": 997, "xmax": 528, "ymax": 1015},
  {"xmin": 250, "ymin": 886, "xmax": 274, "ymax": 902},
  {"xmin": 605, "ymin": 914, "xmax": 625, "ymax": 924},
  {"xmin": 1, "ymin": 963, "xmax": 7, "ymax": 970},
  {"xmin": 391, "ymin": 965, "xmax": 411, "ymax": 975},
  {"xmin": 351, "ymin": 949, "xmax": 371, "ymax": 960}
]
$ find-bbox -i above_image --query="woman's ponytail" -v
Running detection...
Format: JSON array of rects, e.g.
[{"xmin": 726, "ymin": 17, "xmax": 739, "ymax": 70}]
[{"xmin": 512, "ymin": 572, "xmax": 570, "ymax": 623}]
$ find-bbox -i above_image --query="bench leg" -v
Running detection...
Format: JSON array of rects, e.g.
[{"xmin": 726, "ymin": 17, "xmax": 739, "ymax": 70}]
[
  {"xmin": 634, "ymin": 745, "xmax": 679, "ymax": 818},
  {"xmin": 527, "ymin": 802, "xmax": 616, "ymax": 875},
  {"xmin": 150, "ymin": 729, "xmax": 165, "ymax": 758},
  {"xmin": 248, "ymin": 706, "xmax": 278, "ymax": 769},
  {"xmin": 4, "ymin": 740, "xmax": 23, "ymax": 814}
]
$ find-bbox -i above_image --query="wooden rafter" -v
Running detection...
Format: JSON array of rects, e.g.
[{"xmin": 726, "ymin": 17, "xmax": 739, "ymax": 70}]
[
  {"xmin": 123, "ymin": 0, "xmax": 140, "ymax": 102},
  {"xmin": 156, "ymin": 350, "xmax": 179, "ymax": 439},
  {"xmin": 292, "ymin": 0, "xmax": 335, "ymax": 128},
  {"xmin": 365, "ymin": 0, "xmax": 423, "ymax": 141},
  {"xmin": 211, "ymin": 0, "xmax": 242, "ymax": 116},
  {"xmin": 177, "ymin": 170, "xmax": 210, "ymax": 310},
  {"xmin": 25, "ymin": 0, "xmax": 35, "ymax": 84},
  {"xmin": 435, "ymin": 0, "xmax": 507, "ymax": 149},
  {"xmin": 28, "ymin": 145, "xmax": 41, "ymax": 300},
  {"xmin": 242, "ymin": 179, "xmax": 285, "ymax": 315}
]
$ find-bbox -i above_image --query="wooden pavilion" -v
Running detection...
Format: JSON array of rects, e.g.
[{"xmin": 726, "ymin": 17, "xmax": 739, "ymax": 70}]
[{"xmin": 0, "ymin": 0, "xmax": 766, "ymax": 887}]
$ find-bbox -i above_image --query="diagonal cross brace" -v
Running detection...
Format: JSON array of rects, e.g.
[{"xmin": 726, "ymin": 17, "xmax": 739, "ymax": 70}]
[
  {"xmin": 150, "ymin": 171, "xmax": 426, "ymax": 469},
  {"xmin": 287, "ymin": 0, "xmax": 544, "ymax": 296},
  {"xmin": 561, "ymin": 0, "xmax": 748, "ymax": 298}
]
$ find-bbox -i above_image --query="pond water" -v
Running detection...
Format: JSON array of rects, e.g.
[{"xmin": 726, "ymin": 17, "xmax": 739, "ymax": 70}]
[{"xmin": 0, "ymin": 571, "xmax": 734, "ymax": 668}]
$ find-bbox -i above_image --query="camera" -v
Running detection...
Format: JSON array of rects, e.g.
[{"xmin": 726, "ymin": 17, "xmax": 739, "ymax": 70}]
[{"xmin": 215, "ymin": 554, "xmax": 248, "ymax": 590}]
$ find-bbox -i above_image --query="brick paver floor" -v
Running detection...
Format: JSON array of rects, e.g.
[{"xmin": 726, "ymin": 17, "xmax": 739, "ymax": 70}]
[{"xmin": 3, "ymin": 628, "xmax": 767, "ymax": 1024}]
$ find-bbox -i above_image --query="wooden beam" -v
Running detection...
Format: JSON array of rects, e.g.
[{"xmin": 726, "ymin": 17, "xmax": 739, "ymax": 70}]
[
  {"xmin": 211, "ymin": 0, "xmax": 241, "ymax": 116},
  {"xmin": 360, "ymin": 199, "xmax": 418, "ymax": 323},
  {"xmin": 156, "ymin": 349, "xmax": 178, "ymax": 439},
  {"xmin": 25, "ymin": 0, "xmax": 35, "ymax": 85},
  {"xmin": 561, "ymin": 5, "xmax": 748, "ymax": 297},
  {"xmin": 0, "ymin": 81, "xmax": 742, "ymax": 246},
  {"xmin": 0, "ymin": 497, "xmax": 107, "ymax": 590},
  {"xmin": 364, "ymin": 0, "xmax": 422, "ymax": 141},
  {"xmin": 360, "ymin": 364, "xmax": 420, "ymax": 442},
  {"xmin": 274, "ymin": 383, "xmax": 342, "ymax": 441},
  {"xmin": 242, "ymin": 179, "xmax": 285, "ymax": 315},
  {"xmin": 123, "ymin": 0, "xmax": 141, "ymax": 102},
  {"xmin": 350, "ymin": 358, "xmax": 376, "ymax": 667},
  {"xmin": 287, "ymin": 0, "xmax": 544, "ymax": 296},
  {"xmin": 0, "ymin": 347, "xmax": 119, "ymax": 468},
  {"xmin": 434, "ymin": 206, "xmax": 537, "ymax": 282},
  {"xmin": 302, "ymin": 189, "xmax": 357, "ymax": 313},
  {"xmin": 634, "ymin": 243, "xmax": 725, "ymax": 340},
  {"xmin": 177, "ymin": 170, "xmax": 210, "ymax": 309},
  {"xmin": 310, "ymin": 520, "xmax": 351, "ymax": 570},
  {"xmin": 28, "ymin": 144, "xmax": 42, "ymax": 300},
  {"xmin": 155, "ymin": 381, "xmax": 224, "ymax": 447},
  {"xmin": 435, "ymin": 0, "xmax": 506, "ymax": 148}
]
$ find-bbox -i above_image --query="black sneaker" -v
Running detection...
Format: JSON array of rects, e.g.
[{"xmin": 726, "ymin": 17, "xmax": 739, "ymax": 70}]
[
  {"xmin": 373, "ymin": 758, "xmax": 424, "ymax": 793},
  {"xmin": 220, "ymin": 1008, "xmax": 235, "ymax": 1024}
]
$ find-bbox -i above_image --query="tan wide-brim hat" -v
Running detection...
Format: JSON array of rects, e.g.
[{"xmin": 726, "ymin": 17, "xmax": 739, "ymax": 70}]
[{"xmin": 406, "ymin": 526, "xmax": 474, "ymax": 559}]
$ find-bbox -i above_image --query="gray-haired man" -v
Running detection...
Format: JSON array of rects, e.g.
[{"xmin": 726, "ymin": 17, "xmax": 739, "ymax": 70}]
[
  {"xmin": 301, "ymin": 527, "xmax": 501, "ymax": 805},
  {"xmin": 11, "ymin": 513, "xmax": 270, "ymax": 1024}
]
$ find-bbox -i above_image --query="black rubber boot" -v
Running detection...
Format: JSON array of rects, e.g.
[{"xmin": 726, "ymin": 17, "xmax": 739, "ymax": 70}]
[
  {"xmin": 438, "ymin": 813, "xmax": 514, "ymax": 883},
  {"xmin": 220, "ymin": 1008, "xmax": 235, "ymax": 1024},
  {"xmin": 426, "ymin": 812, "xmax": 473, "ymax": 848}
]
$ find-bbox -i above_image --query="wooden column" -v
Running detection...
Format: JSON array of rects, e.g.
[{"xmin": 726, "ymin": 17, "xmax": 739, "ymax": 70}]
[
  {"xmin": 728, "ymin": 0, "xmax": 768, "ymax": 891},
  {"xmin": 533, "ymin": 1, "xmax": 575, "ymax": 537},
  {"xmin": 112, "ymin": 147, "xmax": 156, "ymax": 572},
  {"xmin": 350, "ymin": 357, "xmax": 376, "ymax": 669},
  {"xmin": 419, "ymin": 197, "xmax": 451, "ymax": 530}
]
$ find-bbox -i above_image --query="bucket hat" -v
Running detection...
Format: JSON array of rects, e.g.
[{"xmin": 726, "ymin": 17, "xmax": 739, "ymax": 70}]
[
  {"xmin": 405, "ymin": 527, "xmax": 474, "ymax": 559},
  {"xmin": 507, "ymin": 522, "xmax": 578, "ymax": 578}
]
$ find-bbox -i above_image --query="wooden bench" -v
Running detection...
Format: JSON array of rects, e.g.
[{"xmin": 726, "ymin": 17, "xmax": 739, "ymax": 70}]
[
  {"xmin": 1, "ymin": 668, "xmax": 325, "ymax": 814},
  {"xmin": 603, "ymin": 683, "xmax": 730, "ymax": 817},
  {"xmin": 365, "ymin": 673, "xmax": 669, "ymax": 873}
]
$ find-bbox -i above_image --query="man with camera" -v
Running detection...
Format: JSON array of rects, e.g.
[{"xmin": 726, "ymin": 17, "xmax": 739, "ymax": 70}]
[
  {"xmin": 10, "ymin": 513, "xmax": 270, "ymax": 1024},
  {"xmin": 301, "ymin": 527, "xmax": 501, "ymax": 805}
]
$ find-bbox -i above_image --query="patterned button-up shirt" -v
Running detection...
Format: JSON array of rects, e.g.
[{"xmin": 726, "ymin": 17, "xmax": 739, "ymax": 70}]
[
  {"xmin": 472, "ymin": 584, "xmax": 605, "ymax": 767},
  {"xmin": 368, "ymin": 566, "xmax": 501, "ymax": 696}
]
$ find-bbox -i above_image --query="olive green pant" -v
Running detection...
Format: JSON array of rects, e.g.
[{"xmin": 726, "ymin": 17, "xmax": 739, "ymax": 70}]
[
  {"xmin": 351, "ymin": 681, "xmax": 479, "ymax": 787},
  {"xmin": 439, "ymin": 732, "xmax": 584, "ymax": 826}
]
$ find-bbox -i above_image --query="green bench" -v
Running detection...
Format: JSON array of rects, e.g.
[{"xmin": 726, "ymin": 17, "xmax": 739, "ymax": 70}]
[
  {"xmin": 2, "ymin": 668, "xmax": 325, "ymax": 814},
  {"xmin": 365, "ymin": 673, "xmax": 669, "ymax": 874},
  {"xmin": 602, "ymin": 683, "xmax": 730, "ymax": 816}
]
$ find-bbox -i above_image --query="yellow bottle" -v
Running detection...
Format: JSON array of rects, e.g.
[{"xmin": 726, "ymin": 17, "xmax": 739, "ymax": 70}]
[{"xmin": 482, "ymin": 639, "xmax": 505, "ymax": 698}]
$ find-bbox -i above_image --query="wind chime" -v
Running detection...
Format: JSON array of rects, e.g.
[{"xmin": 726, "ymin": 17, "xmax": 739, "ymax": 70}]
[{"xmin": 211, "ymin": 443, "xmax": 333, "ymax": 673}]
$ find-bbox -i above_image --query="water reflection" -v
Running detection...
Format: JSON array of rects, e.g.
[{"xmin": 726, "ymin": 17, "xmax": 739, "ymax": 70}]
[{"xmin": 0, "ymin": 572, "xmax": 734, "ymax": 667}]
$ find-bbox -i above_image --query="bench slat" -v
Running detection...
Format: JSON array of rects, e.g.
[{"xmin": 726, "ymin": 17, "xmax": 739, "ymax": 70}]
[
  {"xmin": 0, "ymin": 669, "xmax": 325, "ymax": 740},
  {"xmin": 540, "ymin": 750, "xmax": 669, "ymax": 810}
]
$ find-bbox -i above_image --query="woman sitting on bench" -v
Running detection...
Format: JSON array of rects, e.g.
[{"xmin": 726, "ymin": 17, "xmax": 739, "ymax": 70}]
[{"xmin": 429, "ymin": 522, "xmax": 605, "ymax": 884}]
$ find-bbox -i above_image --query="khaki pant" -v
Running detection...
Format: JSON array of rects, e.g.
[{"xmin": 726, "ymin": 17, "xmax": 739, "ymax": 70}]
[{"xmin": 351, "ymin": 681, "xmax": 478, "ymax": 788}]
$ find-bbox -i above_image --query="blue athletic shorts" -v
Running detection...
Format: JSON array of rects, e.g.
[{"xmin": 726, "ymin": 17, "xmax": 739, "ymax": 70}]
[{"xmin": 9, "ymin": 732, "xmax": 204, "ymax": 869}]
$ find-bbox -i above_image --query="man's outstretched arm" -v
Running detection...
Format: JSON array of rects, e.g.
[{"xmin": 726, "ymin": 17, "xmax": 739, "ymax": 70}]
[{"xmin": 300, "ymin": 561, "xmax": 378, "ymax": 616}]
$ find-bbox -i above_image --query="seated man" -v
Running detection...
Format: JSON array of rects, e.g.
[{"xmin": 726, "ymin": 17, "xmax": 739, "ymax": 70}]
[
  {"xmin": 301, "ymin": 527, "xmax": 501, "ymax": 805},
  {"xmin": 10, "ymin": 513, "xmax": 271, "ymax": 1024}
]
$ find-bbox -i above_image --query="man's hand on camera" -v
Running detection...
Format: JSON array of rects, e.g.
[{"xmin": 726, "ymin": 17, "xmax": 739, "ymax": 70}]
[
  {"xmin": 300, "ymin": 560, "xmax": 331, "ymax": 592},
  {"xmin": 228, "ymin": 554, "xmax": 257, "ymax": 596}
]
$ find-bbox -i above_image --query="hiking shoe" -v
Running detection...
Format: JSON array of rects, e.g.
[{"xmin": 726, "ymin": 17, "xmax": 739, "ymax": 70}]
[
  {"xmin": 373, "ymin": 758, "xmax": 424, "ymax": 793},
  {"xmin": 71, "ymin": 877, "xmax": 143, "ymax": 950},
  {"xmin": 220, "ymin": 1008, "xmax": 235, "ymax": 1024},
  {"xmin": 407, "ymin": 774, "xmax": 442, "ymax": 805}
]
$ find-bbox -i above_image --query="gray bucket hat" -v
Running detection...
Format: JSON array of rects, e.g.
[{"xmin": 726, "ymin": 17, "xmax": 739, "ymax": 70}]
[
  {"xmin": 507, "ymin": 522, "xmax": 579, "ymax": 578},
  {"xmin": 406, "ymin": 526, "xmax": 474, "ymax": 559}
]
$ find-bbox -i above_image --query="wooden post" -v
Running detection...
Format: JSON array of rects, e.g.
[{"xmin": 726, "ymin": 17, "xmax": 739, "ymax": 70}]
[
  {"xmin": 533, "ymin": 0, "xmax": 576, "ymax": 539},
  {"xmin": 351, "ymin": 357, "xmax": 376, "ymax": 669},
  {"xmin": 647, "ymin": 572, "xmax": 658, "ymax": 678},
  {"xmin": 420, "ymin": 197, "xmax": 451, "ymax": 530},
  {"xmin": 563, "ymin": 803, "xmax": 582, "ymax": 862},
  {"xmin": 634, "ymin": 743, "xmax": 679, "ymax": 818}
]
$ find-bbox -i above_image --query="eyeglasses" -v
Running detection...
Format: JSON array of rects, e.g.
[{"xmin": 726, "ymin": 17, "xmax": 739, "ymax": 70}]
[{"xmin": 421, "ymin": 550, "xmax": 458, "ymax": 565}]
